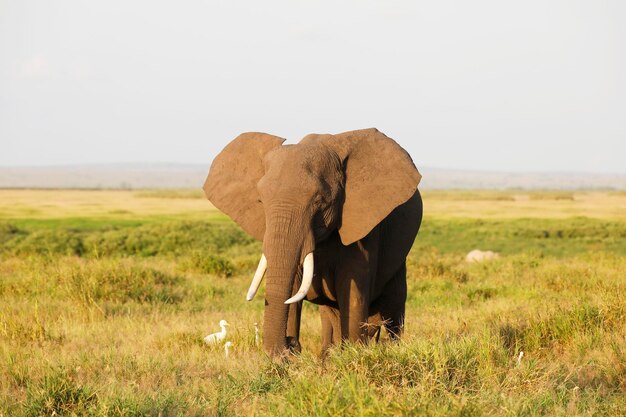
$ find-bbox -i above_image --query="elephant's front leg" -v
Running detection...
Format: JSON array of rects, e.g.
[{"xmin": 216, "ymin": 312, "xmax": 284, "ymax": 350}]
[
  {"xmin": 286, "ymin": 300, "xmax": 302, "ymax": 353},
  {"xmin": 336, "ymin": 264, "xmax": 371, "ymax": 343},
  {"xmin": 286, "ymin": 274, "xmax": 303, "ymax": 353},
  {"xmin": 336, "ymin": 234, "xmax": 378, "ymax": 343}
]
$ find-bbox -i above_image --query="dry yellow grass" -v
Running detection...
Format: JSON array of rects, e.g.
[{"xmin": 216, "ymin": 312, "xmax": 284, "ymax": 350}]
[
  {"xmin": 1, "ymin": 189, "xmax": 624, "ymax": 221},
  {"xmin": 421, "ymin": 190, "xmax": 626, "ymax": 219},
  {"xmin": 0, "ymin": 189, "xmax": 215, "ymax": 221}
]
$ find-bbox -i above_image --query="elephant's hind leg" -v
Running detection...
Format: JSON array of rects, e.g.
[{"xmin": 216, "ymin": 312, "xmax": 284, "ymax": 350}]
[
  {"xmin": 320, "ymin": 305, "xmax": 341, "ymax": 357},
  {"xmin": 363, "ymin": 310, "xmax": 383, "ymax": 342},
  {"xmin": 384, "ymin": 263, "xmax": 407, "ymax": 340},
  {"xmin": 370, "ymin": 263, "xmax": 407, "ymax": 341}
]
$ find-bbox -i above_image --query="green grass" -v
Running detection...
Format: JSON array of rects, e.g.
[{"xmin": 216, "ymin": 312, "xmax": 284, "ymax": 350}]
[
  {"xmin": 1, "ymin": 190, "xmax": 625, "ymax": 416},
  {"xmin": 0, "ymin": 220, "xmax": 257, "ymax": 258},
  {"xmin": 414, "ymin": 217, "xmax": 626, "ymax": 256},
  {"xmin": 2, "ymin": 216, "xmax": 623, "ymax": 260}
]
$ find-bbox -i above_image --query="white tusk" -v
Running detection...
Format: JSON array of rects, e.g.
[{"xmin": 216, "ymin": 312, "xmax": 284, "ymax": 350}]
[
  {"xmin": 246, "ymin": 254, "xmax": 267, "ymax": 301},
  {"xmin": 285, "ymin": 252, "xmax": 314, "ymax": 305}
]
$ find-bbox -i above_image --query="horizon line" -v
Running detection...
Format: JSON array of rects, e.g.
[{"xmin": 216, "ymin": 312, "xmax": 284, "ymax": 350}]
[{"xmin": 0, "ymin": 162, "xmax": 625, "ymax": 176}]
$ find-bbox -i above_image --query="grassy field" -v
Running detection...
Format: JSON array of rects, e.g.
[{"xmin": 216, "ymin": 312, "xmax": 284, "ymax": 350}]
[{"xmin": 0, "ymin": 189, "xmax": 625, "ymax": 416}]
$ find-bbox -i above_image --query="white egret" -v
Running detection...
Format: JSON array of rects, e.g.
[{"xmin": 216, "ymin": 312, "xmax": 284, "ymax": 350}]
[
  {"xmin": 203, "ymin": 319, "xmax": 229, "ymax": 345},
  {"xmin": 224, "ymin": 341, "xmax": 233, "ymax": 358}
]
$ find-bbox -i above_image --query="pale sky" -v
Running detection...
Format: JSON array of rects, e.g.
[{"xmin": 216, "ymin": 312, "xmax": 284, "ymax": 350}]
[{"xmin": 1, "ymin": 1, "xmax": 624, "ymax": 173}]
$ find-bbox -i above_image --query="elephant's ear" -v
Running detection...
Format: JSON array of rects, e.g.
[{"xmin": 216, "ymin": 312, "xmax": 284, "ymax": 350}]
[
  {"xmin": 203, "ymin": 132, "xmax": 285, "ymax": 240},
  {"xmin": 302, "ymin": 128, "xmax": 421, "ymax": 246}
]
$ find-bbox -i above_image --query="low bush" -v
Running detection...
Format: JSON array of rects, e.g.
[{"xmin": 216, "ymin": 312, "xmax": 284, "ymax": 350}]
[
  {"xmin": 85, "ymin": 221, "xmax": 254, "ymax": 257},
  {"xmin": 1, "ymin": 221, "xmax": 257, "ymax": 259},
  {"xmin": 7, "ymin": 228, "xmax": 85, "ymax": 256},
  {"xmin": 0, "ymin": 222, "xmax": 22, "ymax": 245},
  {"xmin": 181, "ymin": 252, "xmax": 235, "ymax": 277}
]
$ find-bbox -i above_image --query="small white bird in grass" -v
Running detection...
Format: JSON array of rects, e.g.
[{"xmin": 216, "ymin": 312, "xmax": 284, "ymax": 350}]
[
  {"xmin": 203, "ymin": 319, "xmax": 229, "ymax": 345},
  {"xmin": 224, "ymin": 341, "xmax": 233, "ymax": 358},
  {"xmin": 254, "ymin": 322, "xmax": 260, "ymax": 347},
  {"xmin": 516, "ymin": 351, "xmax": 524, "ymax": 366}
]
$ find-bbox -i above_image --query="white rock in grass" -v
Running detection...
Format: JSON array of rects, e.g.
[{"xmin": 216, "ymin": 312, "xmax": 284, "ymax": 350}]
[{"xmin": 465, "ymin": 249, "xmax": 500, "ymax": 263}]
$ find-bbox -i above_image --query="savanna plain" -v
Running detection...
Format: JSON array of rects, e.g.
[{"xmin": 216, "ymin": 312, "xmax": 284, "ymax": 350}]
[{"xmin": 0, "ymin": 189, "xmax": 625, "ymax": 416}]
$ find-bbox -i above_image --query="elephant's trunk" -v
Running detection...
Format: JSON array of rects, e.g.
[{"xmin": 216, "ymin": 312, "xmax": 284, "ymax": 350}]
[
  {"xmin": 261, "ymin": 209, "xmax": 314, "ymax": 358},
  {"xmin": 262, "ymin": 263, "xmax": 298, "ymax": 357}
]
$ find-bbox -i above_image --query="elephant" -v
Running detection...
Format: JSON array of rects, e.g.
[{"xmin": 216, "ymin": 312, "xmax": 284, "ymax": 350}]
[{"xmin": 203, "ymin": 128, "xmax": 422, "ymax": 358}]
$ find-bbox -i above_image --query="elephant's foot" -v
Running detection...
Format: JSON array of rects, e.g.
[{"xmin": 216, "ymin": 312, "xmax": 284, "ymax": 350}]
[
  {"xmin": 286, "ymin": 336, "xmax": 302, "ymax": 354},
  {"xmin": 320, "ymin": 344, "xmax": 335, "ymax": 360}
]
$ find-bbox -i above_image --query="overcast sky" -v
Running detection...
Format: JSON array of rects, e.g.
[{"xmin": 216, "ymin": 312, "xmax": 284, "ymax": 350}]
[{"xmin": 1, "ymin": 1, "xmax": 624, "ymax": 173}]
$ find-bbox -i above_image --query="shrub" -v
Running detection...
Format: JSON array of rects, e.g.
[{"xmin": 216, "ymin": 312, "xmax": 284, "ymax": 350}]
[
  {"xmin": 182, "ymin": 252, "xmax": 235, "ymax": 277},
  {"xmin": 7, "ymin": 229, "xmax": 85, "ymax": 256},
  {"xmin": 1, "ymin": 221, "xmax": 255, "ymax": 259},
  {"xmin": 84, "ymin": 221, "xmax": 255, "ymax": 257},
  {"xmin": 0, "ymin": 222, "xmax": 22, "ymax": 246}
]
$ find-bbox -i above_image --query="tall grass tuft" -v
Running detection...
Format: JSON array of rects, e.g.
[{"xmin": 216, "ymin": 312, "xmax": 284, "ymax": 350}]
[{"xmin": 24, "ymin": 368, "xmax": 98, "ymax": 416}]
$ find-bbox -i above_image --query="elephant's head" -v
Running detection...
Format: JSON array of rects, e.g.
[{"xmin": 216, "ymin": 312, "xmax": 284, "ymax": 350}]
[{"xmin": 203, "ymin": 128, "xmax": 421, "ymax": 357}]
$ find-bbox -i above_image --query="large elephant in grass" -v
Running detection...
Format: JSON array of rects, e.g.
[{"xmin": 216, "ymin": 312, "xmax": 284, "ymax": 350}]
[{"xmin": 203, "ymin": 128, "xmax": 422, "ymax": 359}]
